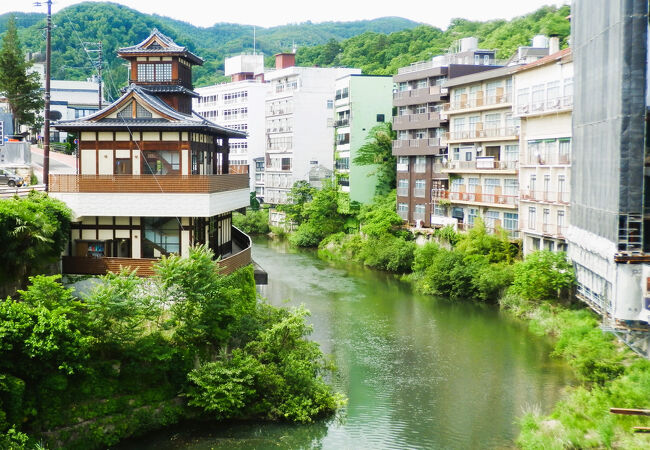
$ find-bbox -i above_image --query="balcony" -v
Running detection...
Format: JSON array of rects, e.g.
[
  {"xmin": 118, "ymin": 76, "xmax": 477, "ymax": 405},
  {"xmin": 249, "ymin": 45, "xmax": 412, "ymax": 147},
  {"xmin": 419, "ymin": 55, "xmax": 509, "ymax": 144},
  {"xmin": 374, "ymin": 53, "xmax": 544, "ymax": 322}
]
[
  {"xmin": 62, "ymin": 226, "xmax": 253, "ymax": 277},
  {"xmin": 520, "ymin": 190, "xmax": 570, "ymax": 204},
  {"xmin": 520, "ymin": 153, "xmax": 570, "ymax": 166},
  {"xmin": 334, "ymin": 118, "xmax": 350, "ymax": 128},
  {"xmin": 446, "ymin": 126, "xmax": 519, "ymax": 143},
  {"xmin": 392, "ymin": 137, "xmax": 446, "ymax": 156},
  {"xmin": 392, "ymin": 112, "xmax": 448, "ymax": 131},
  {"xmin": 49, "ymin": 174, "xmax": 250, "ymax": 218},
  {"xmin": 438, "ymin": 190, "xmax": 518, "ymax": 208},
  {"xmin": 444, "ymin": 94, "xmax": 512, "ymax": 113},
  {"xmin": 393, "ymin": 85, "xmax": 448, "ymax": 107},
  {"xmin": 522, "ymin": 222, "xmax": 567, "ymax": 239},
  {"xmin": 516, "ymin": 95, "xmax": 573, "ymax": 116},
  {"xmin": 442, "ymin": 157, "xmax": 518, "ymax": 173}
]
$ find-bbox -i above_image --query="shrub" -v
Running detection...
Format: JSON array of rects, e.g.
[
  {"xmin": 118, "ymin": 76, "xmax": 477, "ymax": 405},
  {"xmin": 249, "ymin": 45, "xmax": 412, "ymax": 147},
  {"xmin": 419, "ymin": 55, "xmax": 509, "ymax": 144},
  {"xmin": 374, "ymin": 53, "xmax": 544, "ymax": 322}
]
[
  {"xmin": 232, "ymin": 209, "xmax": 270, "ymax": 235},
  {"xmin": 511, "ymin": 251, "xmax": 575, "ymax": 302},
  {"xmin": 412, "ymin": 241, "xmax": 440, "ymax": 273}
]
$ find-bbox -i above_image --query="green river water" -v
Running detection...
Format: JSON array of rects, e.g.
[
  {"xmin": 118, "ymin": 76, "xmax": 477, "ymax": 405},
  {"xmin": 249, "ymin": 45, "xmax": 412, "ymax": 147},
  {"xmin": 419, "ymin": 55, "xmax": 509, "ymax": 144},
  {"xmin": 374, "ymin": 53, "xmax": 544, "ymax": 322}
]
[{"xmin": 118, "ymin": 237, "xmax": 574, "ymax": 449}]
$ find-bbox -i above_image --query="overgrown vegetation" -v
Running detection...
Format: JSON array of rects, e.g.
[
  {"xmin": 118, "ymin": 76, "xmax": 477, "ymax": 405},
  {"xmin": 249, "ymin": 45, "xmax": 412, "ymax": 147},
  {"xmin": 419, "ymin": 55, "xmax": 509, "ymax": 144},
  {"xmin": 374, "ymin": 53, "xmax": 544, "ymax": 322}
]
[
  {"xmin": 233, "ymin": 208, "xmax": 270, "ymax": 235},
  {"xmin": 0, "ymin": 191, "xmax": 72, "ymax": 295},
  {"xmin": 0, "ymin": 247, "xmax": 343, "ymax": 448}
]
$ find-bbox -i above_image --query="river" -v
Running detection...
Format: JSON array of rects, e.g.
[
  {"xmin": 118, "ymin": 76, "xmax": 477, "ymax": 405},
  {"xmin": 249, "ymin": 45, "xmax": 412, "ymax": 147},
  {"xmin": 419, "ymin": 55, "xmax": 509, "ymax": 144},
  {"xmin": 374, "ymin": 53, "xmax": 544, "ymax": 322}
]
[{"xmin": 119, "ymin": 237, "xmax": 573, "ymax": 449}]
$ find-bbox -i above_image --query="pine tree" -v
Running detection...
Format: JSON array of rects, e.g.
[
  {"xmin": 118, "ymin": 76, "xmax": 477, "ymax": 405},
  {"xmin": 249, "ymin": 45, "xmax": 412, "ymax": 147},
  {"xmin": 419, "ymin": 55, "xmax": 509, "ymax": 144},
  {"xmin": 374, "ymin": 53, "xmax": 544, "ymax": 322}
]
[{"xmin": 0, "ymin": 16, "xmax": 43, "ymax": 134}]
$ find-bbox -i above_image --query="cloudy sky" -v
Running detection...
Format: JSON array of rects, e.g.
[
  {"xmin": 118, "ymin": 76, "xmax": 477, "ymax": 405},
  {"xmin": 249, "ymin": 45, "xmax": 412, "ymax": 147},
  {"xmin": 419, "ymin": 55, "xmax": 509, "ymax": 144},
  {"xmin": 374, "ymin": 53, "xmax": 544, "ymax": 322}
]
[{"xmin": 5, "ymin": 0, "xmax": 567, "ymax": 28}]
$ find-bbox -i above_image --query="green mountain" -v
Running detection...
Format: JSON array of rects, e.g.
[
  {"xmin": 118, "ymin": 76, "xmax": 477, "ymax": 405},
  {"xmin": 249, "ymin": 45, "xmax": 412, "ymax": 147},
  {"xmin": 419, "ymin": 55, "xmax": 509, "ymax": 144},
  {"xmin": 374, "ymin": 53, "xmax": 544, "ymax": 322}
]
[
  {"xmin": 0, "ymin": 2, "xmax": 419, "ymax": 98},
  {"xmin": 297, "ymin": 5, "xmax": 571, "ymax": 74}
]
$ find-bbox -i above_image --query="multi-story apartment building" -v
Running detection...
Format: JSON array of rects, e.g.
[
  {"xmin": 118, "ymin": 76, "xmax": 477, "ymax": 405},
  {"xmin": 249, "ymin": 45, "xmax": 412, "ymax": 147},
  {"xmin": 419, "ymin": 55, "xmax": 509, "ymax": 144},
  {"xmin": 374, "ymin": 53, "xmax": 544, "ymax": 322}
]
[
  {"xmin": 514, "ymin": 45, "xmax": 573, "ymax": 255},
  {"xmin": 439, "ymin": 66, "xmax": 522, "ymax": 237},
  {"xmin": 568, "ymin": 0, "xmax": 649, "ymax": 355},
  {"xmin": 193, "ymin": 54, "xmax": 266, "ymax": 196},
  {"xmin": 393, "ymin": 38, "xmax": 498, "ymax": 227},
  {"xmin": 51, "ymin": 29, "xmax": 252, "ymax": 276},
  {"xmin": 334, "ymin": 74, "xmax": 393, "ymax": 203},
  {"xmin": 264, "ymin": 53, "xmax": 359, "ymax": 209}
]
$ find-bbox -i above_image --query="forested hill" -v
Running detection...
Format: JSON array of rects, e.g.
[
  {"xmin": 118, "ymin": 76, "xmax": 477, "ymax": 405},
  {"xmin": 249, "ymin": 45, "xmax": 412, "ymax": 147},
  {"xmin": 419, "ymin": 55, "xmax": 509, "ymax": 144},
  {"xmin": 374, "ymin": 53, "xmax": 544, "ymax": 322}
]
[
  {"xmin": 0, "ymin": 2, "xmax": 570, "ymax": 98},
  {"xmin": 0, "ymin": 2, "xmax": 418, "ymax": 97},
  {"xmin": 297, "ymin": 5, "xmax": 571, "ymax": 74}
]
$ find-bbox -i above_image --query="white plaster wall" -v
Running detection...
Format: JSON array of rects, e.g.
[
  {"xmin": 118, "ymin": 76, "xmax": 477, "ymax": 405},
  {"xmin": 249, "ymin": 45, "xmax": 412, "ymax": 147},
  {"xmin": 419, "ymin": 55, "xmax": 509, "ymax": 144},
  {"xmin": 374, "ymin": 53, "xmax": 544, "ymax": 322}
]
[
  {"xmin": 98, "ymin": 150, "xmax": 113, "ymax": 175},
  {"xmin": 81, "ymin": 149, "xmax": 96, "ymax": 174},
  {"xmin": 51, "ymin": 189, "xmax": 249, "ymax": 219}
]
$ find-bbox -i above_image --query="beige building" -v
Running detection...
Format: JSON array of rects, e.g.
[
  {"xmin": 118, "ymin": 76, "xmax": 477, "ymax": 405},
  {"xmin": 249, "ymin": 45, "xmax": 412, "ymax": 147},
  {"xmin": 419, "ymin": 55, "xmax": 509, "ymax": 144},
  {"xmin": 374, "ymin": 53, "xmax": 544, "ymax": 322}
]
[
  {"xmin": 439, "ymin": 66, "xmax": 521, "ymax": 237},
  {"xmin": 514, "ymin": 46, "xmax": 573, "ymax": 254}
]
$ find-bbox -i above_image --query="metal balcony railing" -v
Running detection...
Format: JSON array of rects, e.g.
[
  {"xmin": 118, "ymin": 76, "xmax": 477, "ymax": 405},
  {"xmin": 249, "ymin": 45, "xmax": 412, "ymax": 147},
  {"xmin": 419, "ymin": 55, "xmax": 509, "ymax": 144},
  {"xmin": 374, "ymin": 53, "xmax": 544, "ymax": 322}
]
[
  {"xmin": 520, "ymin": 190, "xmax": 570, "ymax": 204},
  {"xmin": 446, "ymin": 126, "xmax": 519, "ymax": 141},
  {"xmin": 438, "ymin": 190, "xmax": 519, "ymax": 206},
  {"xmin": 516, "ymin": 95, "xmax": 573, "ymax": 115},
  {"xmin": 443, "ymin": 158, "xmax": 518, "ymax": 171}
]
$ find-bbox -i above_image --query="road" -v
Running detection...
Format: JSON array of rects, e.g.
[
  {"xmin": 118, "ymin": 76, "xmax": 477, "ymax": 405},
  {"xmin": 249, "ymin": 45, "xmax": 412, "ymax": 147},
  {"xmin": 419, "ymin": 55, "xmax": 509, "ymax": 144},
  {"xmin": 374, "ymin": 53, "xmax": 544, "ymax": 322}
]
[{"xmin": 30, "ymin": 146, "xmax": 76, "ymax": 183}]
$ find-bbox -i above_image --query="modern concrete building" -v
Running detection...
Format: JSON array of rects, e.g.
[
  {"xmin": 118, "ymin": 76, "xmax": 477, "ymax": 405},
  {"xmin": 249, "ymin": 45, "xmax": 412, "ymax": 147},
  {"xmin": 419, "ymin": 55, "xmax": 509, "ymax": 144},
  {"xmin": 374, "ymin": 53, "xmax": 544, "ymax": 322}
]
[
  {"xmin": 193, "ymin": 54, "xmax": 267, "ymax": 195},
  {"xmin": 51, "ymin": 29, "xmax": 252, "ymax": 276},
  {"xmin": 514, "ymin": 46, "xmax": 573, "ymax": 255},
  {"xmin": 439, "ymin": 66, "xmax": 521, "ymax": 237},
  {"xmin": 568, "ymin": 0, "xmax": 649, "ymax": 355},
  {"xmin": 264, "ymin": 52, "xmax": 359, "ymax": 210},
  {"xmin": 333, "ymin": 74, "xmax": 392, "ymax": 204},
  {"xmin": 392, "ymin": 39, "xmax": 500, "ymax": 228}
]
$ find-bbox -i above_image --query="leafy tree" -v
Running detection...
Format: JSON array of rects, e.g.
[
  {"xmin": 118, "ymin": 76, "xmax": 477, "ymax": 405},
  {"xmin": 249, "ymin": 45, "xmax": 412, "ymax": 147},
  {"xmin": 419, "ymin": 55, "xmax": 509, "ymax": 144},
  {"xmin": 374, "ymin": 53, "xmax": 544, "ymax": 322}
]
[
  {"xmin": 353, "ymin": 122, "xmax": 396, "ymax": 196},
  {"xmin": 277, "ymin": 180, "xmax": 316, "ymax": 226},
  {"xmin": 233, "ymin": 209, "xmax": 270, "ymax": 235},
  {"xmin": 357, "ymin": 190, "xmax": 402, "ymax": 237},
  {"xmin": 0, "ymin": 16, "xmax": 43, "ymax": 132},
  {"xmin": 510, "ymin": 251, "xmax": 575, "ymax": 302},
  {"xmin": 0, "ymin": 192, "xmax": 72, "ymax": 293}
]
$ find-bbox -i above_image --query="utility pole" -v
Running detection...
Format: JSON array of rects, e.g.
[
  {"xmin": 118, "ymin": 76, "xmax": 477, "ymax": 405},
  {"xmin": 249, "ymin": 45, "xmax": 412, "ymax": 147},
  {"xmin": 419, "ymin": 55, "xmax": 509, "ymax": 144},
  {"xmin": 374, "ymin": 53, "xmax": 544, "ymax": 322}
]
[
  {"xmin": 43, "ymin": 0, "xmax": 52, "ymax": 191},
  {"xmin": 84, "ymin": 42, "xmax": 103, "ymax": 109}
]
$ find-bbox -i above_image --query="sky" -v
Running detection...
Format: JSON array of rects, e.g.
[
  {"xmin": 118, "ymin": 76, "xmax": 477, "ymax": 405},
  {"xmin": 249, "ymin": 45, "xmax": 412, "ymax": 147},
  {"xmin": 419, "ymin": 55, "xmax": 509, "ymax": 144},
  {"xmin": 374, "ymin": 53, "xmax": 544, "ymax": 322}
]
[{"xmin": 4, "ymin": 0, "xmax": 568, "ymax": 29}]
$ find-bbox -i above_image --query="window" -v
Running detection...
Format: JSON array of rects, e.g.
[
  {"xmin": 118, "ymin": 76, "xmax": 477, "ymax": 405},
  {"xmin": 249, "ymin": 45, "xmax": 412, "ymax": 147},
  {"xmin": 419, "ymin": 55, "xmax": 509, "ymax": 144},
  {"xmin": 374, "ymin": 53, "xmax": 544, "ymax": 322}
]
[
  {"xmin": 528, "ymin": 207, "xmax": 537, "ymax": 230},
  {"xmin": 114, "ymin": 157, "xmax": 132, "ymax": 175},
  {"xmin": 142, "ymin": 150, "xmax": 180, "ymax": 175},
  {"xmin": 137, "ymin": 63, "xmax": 172, "ymax": 82},
  {"xmin": 469, "ymin": 115, "xmax": 480, "ymax": 132},
  {"xmin": 451, "ymin": 177, "xmax": 464, "ymax": 192},
  {"xmin": 465, "ymin": 151, "xmax": 472, "ymax": 161},
  {"xmin": 559, "ymin": 138, "xmax": 571, "ymax": 163},
  {"xmin": 474, "ymin": 54, "xmax": 481, "ymax": 65},
  {"xmin": 398, "ymin": 179, "xmax": 409, "ymax": 188},
  {"xmin": 543, "ymin": 208, "xmax": 550, "ymax": 225},
  {"xmin": 415, "ymin": 179, "xmax": 426, "ymax": 189},
  {"xmin": 486, "ymin": 81, "xmax": 501, "ymax": 100},
  {"xmin": 415, "ymin": 204, "xmax": 425, "ymax": 214},
  {"xmin": 558, "ymin": 175, "xmax": 566, "ymax": 202},
  {"xmin": 155, "ymin": 63, "xmax": 172, "ymax": 81},
  {"xmin": 453, "ymin": 147, "xmax": 460, "ymax": 161},
  {"xmin": 398, "ymin": 203, "xmax": 408, "ymax": 213},
  {"xmin": 484, "ymin": 178, "xmax": 500, "ymax": 193},
  {"xmin": 557, "ymin": 210, "xmax": 565, "ymax": 228},
  {"xmin": 485, "ymin": 210, "xmax": 500, "ymax": 229},
  {"xmin": 136, "ymin": 103, "xmax": 152, "ymax": 118},
  {"xmin": 453, "ymin": 117, "xmax": 466, "ymax": 131},
  {"xmin": 414, "ymin": 179, "xmax": 426, "ymax": 197},
  {"xmin": 563, "ymin": 77, "xmax": 573, "ymax": 98},
  {"xmin": 415, "ymin": 104, "xmax": 427, "ymax": 114},
  {"xmin": 544, "ymin": 174, "xmax": 551, "ymax": 195},
  {"xmin": 485, "ymin": 113, "xmax": 500, "ymax": 130},
  {"xmin": 376, "ymin": 114, "xmax": 385, "ymax": 122},
  {"xmin": 327, "ymin": 100, "xmax": 334, "ymax": 109},
  {"xmin": 416, "ymin": 79, "xmax": 427, "ymax": 89},
  {"xmin": 532, "ymin": 84, "xmax": 545, "ymax": 108},
  {"xmin": 504, "ymin": 212, "xmax": 518, "ymax": 232},
  {"xmin": 504, "ymin": 178, "xmax": 518, "ymax": 196},
  {"xmin": 137, "ymin": 64, "xmax": 155, "ymax": 82},
  {"xmin": 415, "ymin": 156, "xmax": 426, "ymax": 173},
  {"xmin": 546, "ymin": 81, "xmax": 560, "ymax": 103},
  {"xmin": 530, "ymin": 174, "xmax": 536, "ymax": 193},
  {"xmin": 468, "ymin": 208, "xmax": 478, "ymax": 225},
  {"xmin": 484, "ymin": 54, "xmax": 490, "ymax": 65},
  {"xmin": 398, "ymin": 106, "xmax": 407, "ymax": 116},
  {"xmin": 517, "ymin": 87, "xmax": 529, "ymax": 110},
  {"xmin": 504, "ymin": 144, "xmax": 519, "ymax": 162},
  {"xmin": 415, "ymin": 129, "xmax": 427, "ymax": 139},
  {"xmin": 398, "ymin": 156, "xmax": 409, "ymax": 165}
]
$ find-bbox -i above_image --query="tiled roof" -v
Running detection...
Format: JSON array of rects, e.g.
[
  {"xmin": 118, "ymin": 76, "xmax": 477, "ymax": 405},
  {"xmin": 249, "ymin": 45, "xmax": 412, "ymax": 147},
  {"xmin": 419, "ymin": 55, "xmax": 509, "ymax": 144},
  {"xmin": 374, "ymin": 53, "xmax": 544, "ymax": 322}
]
[
  {"xmin": 54, "ymin": 84, "xmax": 246, "ymax": 138},
  {"xmin": 117, "ymin": 28, "xmax": 203, "ymax": 65},
  {"xmin": 136, "ymin": 84, "xmax": 200, "ymax": 97}
]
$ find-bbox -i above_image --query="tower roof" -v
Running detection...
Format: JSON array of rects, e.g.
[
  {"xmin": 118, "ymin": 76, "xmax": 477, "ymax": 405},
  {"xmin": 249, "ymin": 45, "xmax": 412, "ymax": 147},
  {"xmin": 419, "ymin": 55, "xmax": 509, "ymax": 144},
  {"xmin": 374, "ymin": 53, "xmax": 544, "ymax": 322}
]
[{"xmin": 118, "ymin": 28, "xmax": 203, "ymax": 65}]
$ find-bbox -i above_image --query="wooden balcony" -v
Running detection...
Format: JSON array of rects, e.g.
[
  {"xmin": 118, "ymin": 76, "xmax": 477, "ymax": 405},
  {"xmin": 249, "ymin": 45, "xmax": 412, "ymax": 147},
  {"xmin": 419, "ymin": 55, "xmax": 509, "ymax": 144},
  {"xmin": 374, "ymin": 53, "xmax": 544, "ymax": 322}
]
[
  {"xmin": 62, "ymin": 226, "xmax": 253, "ymax": 277},
  {"xmin": 49, "ymin": 174, "xmax": 249, "ymax": 194}
]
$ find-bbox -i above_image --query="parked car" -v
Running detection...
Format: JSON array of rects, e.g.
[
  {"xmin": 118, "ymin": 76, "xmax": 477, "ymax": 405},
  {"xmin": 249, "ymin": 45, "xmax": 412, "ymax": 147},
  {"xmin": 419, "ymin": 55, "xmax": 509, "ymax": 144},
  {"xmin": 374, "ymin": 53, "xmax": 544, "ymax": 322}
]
[{"xmin": 0, "ymin": 168, "xmax": 23, "ymax": 187}]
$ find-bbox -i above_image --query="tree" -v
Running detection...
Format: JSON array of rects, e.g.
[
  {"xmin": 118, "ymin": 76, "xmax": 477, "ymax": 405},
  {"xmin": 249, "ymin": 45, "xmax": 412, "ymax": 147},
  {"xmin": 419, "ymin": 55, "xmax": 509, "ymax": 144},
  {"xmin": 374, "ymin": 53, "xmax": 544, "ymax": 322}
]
[
  {"xmin": 0, "ymin": 16, "xmax": 43, "ymax": 133},
  {"xmin": 276, "ymin": 180, "xmax": 316, "ymax": 226},
  {"xmin": 510, "ymin": 251, "xmax": 575, "ymax": 302},
  {"xmin": 353, "ymin": 122, "xmax": 396, "ymax": 196}
]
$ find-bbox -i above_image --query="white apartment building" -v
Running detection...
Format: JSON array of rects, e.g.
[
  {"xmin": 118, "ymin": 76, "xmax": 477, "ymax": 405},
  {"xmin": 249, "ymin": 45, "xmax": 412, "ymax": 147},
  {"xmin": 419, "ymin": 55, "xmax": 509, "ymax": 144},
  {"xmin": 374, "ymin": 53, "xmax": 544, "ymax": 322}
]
[
  {"xmin": 264, "ymin": 53, "xmax": 360, "ymax": 207},
  {"xmin": 440, "ymin": 66, "xmax": 521, "ymax": 237},
  {"xmin": 514, "ymin": 46, "xmax": 573, "ymax": 255},
  {"xmin": 193, "ymin": 54, "xmax": 267, "ymax": 195}
]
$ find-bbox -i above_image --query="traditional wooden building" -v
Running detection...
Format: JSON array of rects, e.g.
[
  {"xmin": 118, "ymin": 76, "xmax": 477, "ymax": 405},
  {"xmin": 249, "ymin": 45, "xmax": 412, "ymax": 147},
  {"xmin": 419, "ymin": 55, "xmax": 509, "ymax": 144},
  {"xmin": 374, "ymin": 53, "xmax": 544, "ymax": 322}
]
[{"xmin": 51, "ymin": 29, "xmax": 252, "ymax": 276}]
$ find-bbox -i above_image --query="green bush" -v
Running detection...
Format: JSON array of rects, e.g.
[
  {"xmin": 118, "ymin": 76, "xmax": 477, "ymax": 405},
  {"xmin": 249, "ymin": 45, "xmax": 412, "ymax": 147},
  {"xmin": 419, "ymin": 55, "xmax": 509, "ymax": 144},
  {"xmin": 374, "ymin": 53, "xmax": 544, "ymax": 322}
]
[
  {"xmin": 358, "ymin": 234, "xmax": 415, "ymax": 273},
  {"xmin": 233, "ymin": 209, "xmax": 270, "ymax": 235},
  {"xmin": 511, "ymin": 251, "xmax": 575, "ymax": 302}
]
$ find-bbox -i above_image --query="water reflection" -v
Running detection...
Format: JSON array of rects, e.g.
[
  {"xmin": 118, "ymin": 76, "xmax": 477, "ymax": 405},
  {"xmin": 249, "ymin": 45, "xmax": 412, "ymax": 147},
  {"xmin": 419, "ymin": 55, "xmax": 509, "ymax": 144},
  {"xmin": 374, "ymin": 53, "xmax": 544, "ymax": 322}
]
[{"xmin": 116, "ymin": 237, "xmax": 573, "ymax": 449}]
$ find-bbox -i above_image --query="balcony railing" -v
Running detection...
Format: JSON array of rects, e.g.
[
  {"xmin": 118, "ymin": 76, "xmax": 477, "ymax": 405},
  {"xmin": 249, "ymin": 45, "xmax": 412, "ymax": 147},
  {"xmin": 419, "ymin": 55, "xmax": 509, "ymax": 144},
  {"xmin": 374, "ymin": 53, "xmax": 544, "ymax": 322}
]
[
  {"xmin": 446, "ymin": 126, "xmax": 519, "ymax": 141},
  {"xmin": 393, "ymin": 137, "xmax": 446, "ymax": 149},
  {"xmin": 393, "ymin": 112, "xmax": 446, "ymax": 128},
  {"xmin": 521, "ymin": 153, "xmax": 570, "ymax": 166},
  {"xmin": 334, "ymin": 118, "xmax": 350, "ymax": 127},
  {"xmin": 520, "ymin": 190, "xmax": 570, "ymax": 204},
  {"xmin": 393, "ymin": 85, "xmax": 448, "ymax": 101},
  {"xmin": 444, "ymin": 94, "xmax": 512, "ymax": 112},
  {"xmin": 443, "ymin": 158, "xmax": 518, "ymax": 171},
  {"xmin": 49, "ymin": 174, "xmax": 249, "ymax": 194},
  {"xmin": 438, "ymin": 190, "xmax": 518, "ymax": 206},
  {"xmin": 522, "ymin": 221, "xmax": 567, "ymax": 238},
  {"xmin": 516, "ymin": 95, "xmax": 573, "ymax": 115},
  {"xmin": 62, "ymin": 226, "xmax": 252, "ymax": 277}
]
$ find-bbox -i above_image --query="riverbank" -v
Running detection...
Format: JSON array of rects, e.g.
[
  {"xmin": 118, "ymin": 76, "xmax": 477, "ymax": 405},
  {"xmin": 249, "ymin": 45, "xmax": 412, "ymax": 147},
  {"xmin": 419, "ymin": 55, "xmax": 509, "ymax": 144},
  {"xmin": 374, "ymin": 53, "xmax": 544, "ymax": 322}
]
[
  {"xmin": 0, "ymin": 249, "xmax": 343, "ymax": 449},
  {"xmin": 259, "ymin": 187, "xmax": 650, "ymax": 448}
]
